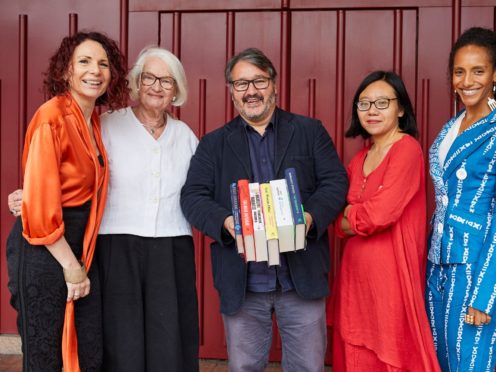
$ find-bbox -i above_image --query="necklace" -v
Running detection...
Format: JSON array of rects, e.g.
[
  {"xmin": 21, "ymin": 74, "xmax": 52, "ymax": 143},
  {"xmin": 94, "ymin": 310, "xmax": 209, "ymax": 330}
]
[
  {"xmin": 141, "ymin": 120, "xmax": 166, "ymax": 135},
  {"xmin": 370, "ymin": 130, "xmax": 402, "ymax": 153},
  {"xmin": 134, "ymin": 108, "xmax": 167, "ymax": 135}
]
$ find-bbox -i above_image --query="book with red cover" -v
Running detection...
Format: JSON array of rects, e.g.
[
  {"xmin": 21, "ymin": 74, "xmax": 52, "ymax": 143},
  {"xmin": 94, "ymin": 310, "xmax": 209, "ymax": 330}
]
[{"xmin": 237, "ymin": 179, "xmax": 256, "ymax": 261}]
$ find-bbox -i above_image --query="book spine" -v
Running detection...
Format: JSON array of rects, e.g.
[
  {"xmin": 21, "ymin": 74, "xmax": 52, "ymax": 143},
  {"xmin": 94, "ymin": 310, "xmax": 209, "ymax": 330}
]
[
  {"xmin": 260, "ymin": 183, "xmax": 278, "ymax": 240},
  {"xmin": 260, "ymin": 183, "xmax": 280, "ymax": 266},
  {"xmin": 238, "ymin": 179, "xmax": 255, "ymax": 261},
  {"xmin": 270, "ymin": 179, "xmax": 295, "ymax": 252},
  {"xmin": 249, "ymin": 182, "xmax": 268, "ymax": 262},
  {"xmin": 285, "ymin": 168, "xmax": 306, "ymax": 225},
  {"xmin": 230, "ymin": 182, "xmax": 244, "ymax": 255},
  {"xmin": 249, "ymin": 182, "xmax": 264, "ymax": 233},
  {"xmin": 270, "ymin": 179, "xmax": 294, "ymax": 226}
]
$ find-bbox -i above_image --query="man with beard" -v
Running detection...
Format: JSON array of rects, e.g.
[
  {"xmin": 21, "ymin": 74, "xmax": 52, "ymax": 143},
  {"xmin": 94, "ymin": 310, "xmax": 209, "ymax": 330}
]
[{"xmin": 181, "ymin": 48, "xmax": 348, "ymax": 371}]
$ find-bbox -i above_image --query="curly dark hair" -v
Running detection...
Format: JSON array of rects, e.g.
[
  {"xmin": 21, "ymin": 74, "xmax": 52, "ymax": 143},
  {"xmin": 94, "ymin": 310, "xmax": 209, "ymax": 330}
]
[
  {"xmin": 44, "ymin": 31, "xmax": 128, "ymax": 110},
  {"xmin": 448, "ymin": 27, "xmax": 496, "ymax": 99},
  {"xmin": 346, "ymin": 70, "xmax": 418, "ymax": 139}
]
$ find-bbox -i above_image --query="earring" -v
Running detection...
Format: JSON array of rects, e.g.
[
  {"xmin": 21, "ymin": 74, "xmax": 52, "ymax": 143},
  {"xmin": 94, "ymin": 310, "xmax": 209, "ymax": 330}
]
[
  {"xmin": 172, "ymin": 96, "xmax": 177, "ymax": 102},
  {"xmin": 487, "ymin": 83, "xmax": 496, "ymax": 111},
  {"xmin": 489, "ymin": 97, "xmax": 496, "ymax": 111},
  {"xmin": 453, "ymin": 90, "xmax": 458, "ymax": 114}
]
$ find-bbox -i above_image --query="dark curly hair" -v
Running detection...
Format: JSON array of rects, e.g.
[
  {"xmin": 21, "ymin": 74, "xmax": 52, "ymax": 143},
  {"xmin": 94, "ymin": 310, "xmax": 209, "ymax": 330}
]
[
  {"xmin": 346, "ymin": 70, "xmax": 418, "ymax": 139},
  {"xmin": 44, "ymin": 31, "xmax": 128, "ymax": 110},
  {"xmin": 449, "ymin": 27, "xmax": 496, "ymax": 99}
]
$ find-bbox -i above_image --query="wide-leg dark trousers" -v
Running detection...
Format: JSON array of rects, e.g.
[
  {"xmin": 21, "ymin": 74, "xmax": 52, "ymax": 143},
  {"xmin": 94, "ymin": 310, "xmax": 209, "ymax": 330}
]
[
  {"xmin": 6, "ymin": 204, "xmax": 103, "ymax": 372},
  {"xmin": 97, "ymin": 234, "xmax": 199, "ymax": 372}
]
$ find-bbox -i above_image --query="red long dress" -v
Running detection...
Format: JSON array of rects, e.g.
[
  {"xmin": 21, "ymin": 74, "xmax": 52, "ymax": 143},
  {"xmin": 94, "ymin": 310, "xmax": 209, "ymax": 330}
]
[{"xmin": 330, "ymin": 135, "xmax": 440, "ymax": 371}]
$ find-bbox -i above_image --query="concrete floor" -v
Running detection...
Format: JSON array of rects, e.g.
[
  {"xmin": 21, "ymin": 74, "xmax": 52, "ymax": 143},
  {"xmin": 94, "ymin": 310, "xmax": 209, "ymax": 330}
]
[
  {"xmin": 0, "ymin": 354, "xmax": 294, "ymax": 371},
  {"xmin": 0, "ymin": 336, "xmax": 331, "ymax": 371}
]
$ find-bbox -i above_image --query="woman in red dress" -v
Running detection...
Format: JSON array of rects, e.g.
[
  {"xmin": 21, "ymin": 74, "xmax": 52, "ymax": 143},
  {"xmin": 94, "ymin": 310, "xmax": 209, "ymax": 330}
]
[{"xmin": 331, "ymin": 71, "xmax": 440, "ymax": 371}]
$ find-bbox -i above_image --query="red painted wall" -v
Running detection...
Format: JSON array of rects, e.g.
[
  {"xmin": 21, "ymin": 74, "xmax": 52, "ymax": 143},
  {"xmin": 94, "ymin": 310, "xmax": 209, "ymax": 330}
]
[{"xmin": 1, "ymin": 0, "xmax": 495, "ymax": 362}]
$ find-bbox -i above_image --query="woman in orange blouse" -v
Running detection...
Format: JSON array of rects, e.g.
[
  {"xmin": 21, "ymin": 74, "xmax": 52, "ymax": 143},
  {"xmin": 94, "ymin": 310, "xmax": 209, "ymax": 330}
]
[{"xmin": 6, "ymin": 31, "xmax": 127, "ymax": 371}]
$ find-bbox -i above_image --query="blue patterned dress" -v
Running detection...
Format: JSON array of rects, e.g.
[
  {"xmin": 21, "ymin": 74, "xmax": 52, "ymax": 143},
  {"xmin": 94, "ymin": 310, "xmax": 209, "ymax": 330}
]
[{"xmin": 427, "ymin": 108, "xmax": 496, "ymax": 371}]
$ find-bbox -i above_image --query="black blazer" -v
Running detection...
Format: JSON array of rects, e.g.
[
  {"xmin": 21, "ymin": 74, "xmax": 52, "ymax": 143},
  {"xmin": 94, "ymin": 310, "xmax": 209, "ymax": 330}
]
[{"xmin": 181, "ymin": 108, "xmax": 348, "ymax": 315}]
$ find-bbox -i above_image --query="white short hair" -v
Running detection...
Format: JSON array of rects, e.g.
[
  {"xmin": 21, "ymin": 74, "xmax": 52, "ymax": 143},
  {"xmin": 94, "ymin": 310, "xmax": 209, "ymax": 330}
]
[{"xmin": 128, "ymin": 46, "xmax": 188, "ymax": 106}]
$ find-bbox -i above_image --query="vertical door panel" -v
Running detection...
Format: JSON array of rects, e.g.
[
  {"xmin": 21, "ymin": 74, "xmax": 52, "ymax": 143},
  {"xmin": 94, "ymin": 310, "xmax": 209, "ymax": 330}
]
[
  {"xmin": 159, "ymin": 12, "xmax": 175, "ymax": 52},
  {"xmin": 343, "ymin": 10, "xmax": 395, "ymax": 165},
  {"xmin": 178, "ymin": 12, "xmax": 230, "ymax": 358},
  {"xmin": 128, "ymin": 12, "xmax": 160, "ymax": 69},
  {"xmin": 417, "ymin": 7, "xmax": 452, "ymax": 218},
  {"xmin": 180, "ymin": 13, "xmax": 228, "ymax": 137},
  {"xmin": 290, "ymin": 16, "xmax": 340, "ymax": 361},
  {"xmin": 233, "ymin": 11, "xmax": 282, "ymax": 64},
  {"xmin": 290, "ymin": 11, "xmax": 338, "ymax": 133},
  {"xmin": 462, "ymin": 6, "xmax": 495, "ymax": 30},
  {"xmin": 400, "ymin": 10, "xmax": 418, "ymax": 110}
]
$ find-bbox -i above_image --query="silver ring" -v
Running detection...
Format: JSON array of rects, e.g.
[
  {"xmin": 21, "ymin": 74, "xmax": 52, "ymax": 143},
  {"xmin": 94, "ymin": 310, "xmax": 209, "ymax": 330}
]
[{"xmin": 10, "ymin": 209, "xmax": 16, "ymax": 215}]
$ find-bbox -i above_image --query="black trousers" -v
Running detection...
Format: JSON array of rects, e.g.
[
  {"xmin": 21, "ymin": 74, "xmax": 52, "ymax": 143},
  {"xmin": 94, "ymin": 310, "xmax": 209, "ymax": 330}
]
[
  {"xmin": 6, "ymin": 203, "xmax": 103, "ymax": 372},
  {"xmin": 97, "ymin": 234, "xmax": 199, "ymax": 372}
]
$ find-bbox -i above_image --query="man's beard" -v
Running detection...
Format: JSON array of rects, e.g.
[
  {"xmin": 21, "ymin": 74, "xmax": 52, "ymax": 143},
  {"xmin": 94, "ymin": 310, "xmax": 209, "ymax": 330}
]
[{"xmin": 236, "ymin": 91, "xmax": 276, "ymax": 123}]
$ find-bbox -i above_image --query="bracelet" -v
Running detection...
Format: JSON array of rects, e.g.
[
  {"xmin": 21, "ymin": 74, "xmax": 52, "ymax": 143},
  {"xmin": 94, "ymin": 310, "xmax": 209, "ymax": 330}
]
[{"xmin": 63, "ymin": 264, "xmax": 87, "ymax": 284}]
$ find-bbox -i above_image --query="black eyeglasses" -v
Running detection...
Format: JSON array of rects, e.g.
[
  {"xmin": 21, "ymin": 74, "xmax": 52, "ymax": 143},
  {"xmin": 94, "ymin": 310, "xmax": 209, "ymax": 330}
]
[
  {"xmin": 229, "ymin": 77, "xmax": 271, "ymax": 92},
  {"xmin": 140, "ymin": 72, "xmax": 176, "ymax": 90},
  {"xmin": 356, "ymin": 98, "xmax": 398, "ymax": 111}
]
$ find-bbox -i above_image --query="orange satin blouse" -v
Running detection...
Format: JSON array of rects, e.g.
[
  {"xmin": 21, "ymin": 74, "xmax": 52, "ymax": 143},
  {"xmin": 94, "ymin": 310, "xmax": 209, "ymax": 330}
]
[{"xmin": 20, "ymin": 93, "xmax": 109, "ymax": 372}]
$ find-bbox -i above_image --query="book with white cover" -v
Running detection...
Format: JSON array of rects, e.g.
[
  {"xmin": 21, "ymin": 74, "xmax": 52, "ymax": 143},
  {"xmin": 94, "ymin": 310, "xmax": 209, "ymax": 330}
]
[
  {"xmin": 269, "ymin": 179, "xmax": 295, "ymax": 253},
  {"xmin": 249, "ymin": 182, "xmax": 268, "ymax": 262}
]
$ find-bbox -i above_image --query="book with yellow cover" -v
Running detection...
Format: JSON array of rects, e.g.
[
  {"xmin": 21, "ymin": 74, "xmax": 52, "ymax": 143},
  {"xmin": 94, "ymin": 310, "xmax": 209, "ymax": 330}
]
[{"xmin": 260, "ymin": 183, "xmax": 280, "ymax": 266}]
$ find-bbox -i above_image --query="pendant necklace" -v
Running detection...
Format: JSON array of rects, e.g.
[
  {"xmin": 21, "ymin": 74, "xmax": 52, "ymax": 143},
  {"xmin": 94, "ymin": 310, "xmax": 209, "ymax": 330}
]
[
  {"xmin": 142, "ymin": 120, "xmax": 166, "ymax": 135},
  {"xmin": 135, "ymin": 109, "xmax": 167, "ymax": 135}
]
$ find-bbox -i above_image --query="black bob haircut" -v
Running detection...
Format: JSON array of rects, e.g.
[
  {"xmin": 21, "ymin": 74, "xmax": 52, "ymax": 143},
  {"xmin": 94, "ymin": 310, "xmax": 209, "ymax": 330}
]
[{"xmin": 345, "ymin": 70, "xmax": 418, "ymax": 139}]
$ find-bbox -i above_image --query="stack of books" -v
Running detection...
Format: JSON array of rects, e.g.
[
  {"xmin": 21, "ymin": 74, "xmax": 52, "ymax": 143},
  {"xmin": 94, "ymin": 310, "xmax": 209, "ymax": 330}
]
[{"xmin": 230, "ymin": 168, "xmax": 307, "ymax": 266}]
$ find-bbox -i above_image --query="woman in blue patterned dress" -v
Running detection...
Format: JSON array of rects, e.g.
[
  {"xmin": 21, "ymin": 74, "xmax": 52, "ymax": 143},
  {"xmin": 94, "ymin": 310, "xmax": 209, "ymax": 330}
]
[{"xmin": 427, "ymin": 26, "xmax": 496, "ymax": 371}]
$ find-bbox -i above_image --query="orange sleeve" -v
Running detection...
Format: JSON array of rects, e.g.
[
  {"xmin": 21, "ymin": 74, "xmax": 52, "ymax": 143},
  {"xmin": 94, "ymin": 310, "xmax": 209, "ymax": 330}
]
[
  {"xmin": 347, "ymin": 139, "xmax": 424, "ymax": 236},
  {"xmin": 21, "ymin": 122, "xmax": 65, "ymax": 245}
]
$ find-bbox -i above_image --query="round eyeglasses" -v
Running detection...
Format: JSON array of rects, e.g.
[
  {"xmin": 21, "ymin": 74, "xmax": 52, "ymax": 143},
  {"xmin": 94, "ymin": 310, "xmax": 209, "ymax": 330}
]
[
  {"xmin": 229, "ymin": 77, "xmax": 271, "ymax": 92},
  {"xmin": 140, "ymin": 72, "xmax": 176, "ymax": 90},
  {"xmin": 356, "ymin": 98, "xmax": 398, "ymax": 111}
]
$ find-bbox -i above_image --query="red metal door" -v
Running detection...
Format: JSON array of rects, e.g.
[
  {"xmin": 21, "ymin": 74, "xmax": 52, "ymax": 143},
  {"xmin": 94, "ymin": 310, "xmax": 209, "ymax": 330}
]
[{"xmin": 1, "ymin": 0, "xmax": 495, "ymax": 364}]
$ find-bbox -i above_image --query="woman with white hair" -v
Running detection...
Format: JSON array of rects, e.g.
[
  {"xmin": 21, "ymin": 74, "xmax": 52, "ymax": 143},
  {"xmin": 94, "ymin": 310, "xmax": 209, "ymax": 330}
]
[{"xmin": 96, "ymin": 46, "xmax": 199, "ymax": 371}]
